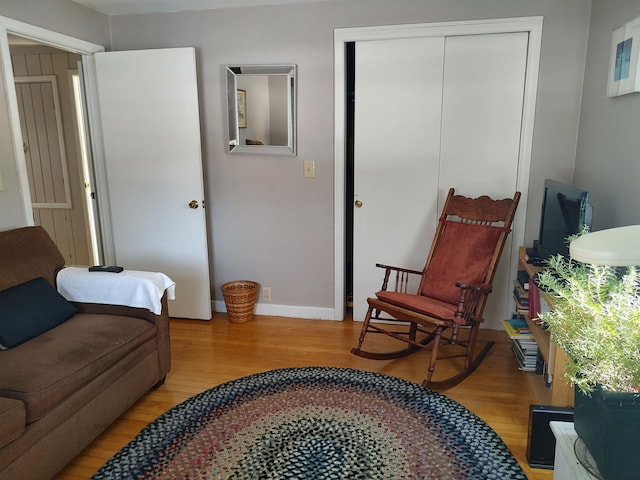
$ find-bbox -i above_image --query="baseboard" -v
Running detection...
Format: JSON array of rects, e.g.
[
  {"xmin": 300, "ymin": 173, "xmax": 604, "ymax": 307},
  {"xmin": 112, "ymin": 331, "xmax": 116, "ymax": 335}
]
[{"xmin": 212, "ymin": 300, "xmax": 336, "ymax": 320}]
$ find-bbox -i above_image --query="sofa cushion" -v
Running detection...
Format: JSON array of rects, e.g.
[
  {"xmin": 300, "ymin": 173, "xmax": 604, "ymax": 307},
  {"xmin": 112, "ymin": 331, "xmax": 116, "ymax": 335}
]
[
  {"xmin": 0, "ymin": 277, "xmax": 77, "ymax": 350},
  {"xmin": 0, "ymin": 313, "xmax": 156, "ymax": 423},
  {"xmin": 0, "ymin": 397, "xmax": 25, "ymax": 449}
]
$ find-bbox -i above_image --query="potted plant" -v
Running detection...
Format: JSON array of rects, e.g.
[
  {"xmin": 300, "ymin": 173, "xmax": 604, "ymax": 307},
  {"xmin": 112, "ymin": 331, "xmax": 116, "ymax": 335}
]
[{"xmin": 536, "ymin": 234, "xmax": 640, "ymax": 479}]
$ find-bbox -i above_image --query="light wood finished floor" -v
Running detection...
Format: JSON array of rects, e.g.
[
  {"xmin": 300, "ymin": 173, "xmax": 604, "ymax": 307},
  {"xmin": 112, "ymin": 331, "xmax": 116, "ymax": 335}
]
[{"xmin": 54, "ymin": 313, "xmax": 556, "ymax": 479}]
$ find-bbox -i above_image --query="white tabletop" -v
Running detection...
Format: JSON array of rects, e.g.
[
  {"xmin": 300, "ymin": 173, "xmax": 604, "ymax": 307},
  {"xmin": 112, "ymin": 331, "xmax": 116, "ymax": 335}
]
[
  {"xmin": 550, "ymin": 422, "xmax": 601, "ymax": 480},
  {"xmin": 57, "ymin": 267, "xmax": 175, "ymax": 315}
]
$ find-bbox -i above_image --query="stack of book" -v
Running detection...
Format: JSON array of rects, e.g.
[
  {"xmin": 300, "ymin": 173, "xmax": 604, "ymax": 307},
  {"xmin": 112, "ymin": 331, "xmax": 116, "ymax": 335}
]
[
  {"xmin": 501, "ymin": 315, "xmax": 540, "ymax": 372},
  {"xmin": 513, "ymin": 337, "xmax": 540, "ymax": 372}
]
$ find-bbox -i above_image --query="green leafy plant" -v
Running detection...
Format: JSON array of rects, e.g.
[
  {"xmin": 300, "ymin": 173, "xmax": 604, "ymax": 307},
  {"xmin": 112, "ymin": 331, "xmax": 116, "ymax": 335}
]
[{"xmin": 536, "ymin": 241, "xmax": 640, "ymax": 394}]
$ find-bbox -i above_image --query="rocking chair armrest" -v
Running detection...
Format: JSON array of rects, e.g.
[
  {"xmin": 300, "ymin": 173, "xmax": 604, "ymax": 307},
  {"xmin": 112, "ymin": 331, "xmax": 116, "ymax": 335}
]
[
  {"xmin": 375, "ymin": 263, "xmax": 423, "ymax": 276},
  {"xmin": 453, "ymin": 283, "xmax": 492, "ymax": 326},
  {"xmin": 375, "ymin": 263, "xmax": 423, "ymax": 293},
  {"xmin": 454, "ymin": 282, "xmax": 492, "ymax": 294}
]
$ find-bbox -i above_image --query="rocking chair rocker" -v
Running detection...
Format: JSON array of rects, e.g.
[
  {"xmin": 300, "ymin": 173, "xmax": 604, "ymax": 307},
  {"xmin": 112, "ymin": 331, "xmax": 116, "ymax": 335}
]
[{"xmin": 351, "ymin": 188, "xmax": 520, "ymax": 389}]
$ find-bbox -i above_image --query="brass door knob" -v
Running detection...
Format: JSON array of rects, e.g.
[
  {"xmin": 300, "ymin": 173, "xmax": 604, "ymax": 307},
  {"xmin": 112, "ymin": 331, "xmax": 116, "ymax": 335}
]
[
  {"xmin": 354, "ymin": 200, "xmax": 363, "ymax": 208},
  {"xmin": 188, "ymin": 200, "xmax": 199, "ymax": 209}
]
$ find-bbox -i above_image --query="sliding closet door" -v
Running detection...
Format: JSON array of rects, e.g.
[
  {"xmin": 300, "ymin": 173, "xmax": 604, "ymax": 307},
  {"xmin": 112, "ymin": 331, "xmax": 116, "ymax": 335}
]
[
  {"xmin": 438, "ymin": 32, "xmax": 529, "ymax": 326},
  {"xmin": 351, "ymin": 32, "xmax": 530, "ymax": 328},
  {"xmin": 352, "ymin": 37, "xmax": 444, "ymax": 322}
]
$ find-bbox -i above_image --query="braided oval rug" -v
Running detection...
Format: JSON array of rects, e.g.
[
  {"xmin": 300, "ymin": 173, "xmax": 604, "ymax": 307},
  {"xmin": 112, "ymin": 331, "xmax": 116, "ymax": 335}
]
[{"xmin": 92, "ymin": 367, "xmax": 526, "ymax": 479}]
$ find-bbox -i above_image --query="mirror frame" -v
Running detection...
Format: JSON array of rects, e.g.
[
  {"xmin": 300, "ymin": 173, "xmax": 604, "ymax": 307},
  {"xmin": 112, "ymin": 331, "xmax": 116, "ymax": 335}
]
[{"xmin": 226, "ymin": 64, "xmax": 297, "ymax": 155}]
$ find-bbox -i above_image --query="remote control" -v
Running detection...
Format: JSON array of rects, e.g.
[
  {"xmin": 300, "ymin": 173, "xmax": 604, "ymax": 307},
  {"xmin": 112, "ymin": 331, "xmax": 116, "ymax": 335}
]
[{"xmin": 88, "ymin": 265, "xmax": 124, "ymax": 273}]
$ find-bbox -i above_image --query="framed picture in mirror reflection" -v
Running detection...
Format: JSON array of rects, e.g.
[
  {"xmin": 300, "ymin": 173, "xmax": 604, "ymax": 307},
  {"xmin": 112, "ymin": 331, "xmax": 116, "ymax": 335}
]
[{"xmin": 237, "ymin": 89, "xmax": 247, "ymax": 128}]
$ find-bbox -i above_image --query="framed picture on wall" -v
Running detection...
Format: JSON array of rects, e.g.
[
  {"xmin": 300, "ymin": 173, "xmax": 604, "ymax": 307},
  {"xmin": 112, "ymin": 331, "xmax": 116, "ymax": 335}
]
[
  {"xmin": 237, "ymin": 89, "xmax": 247, "ymax": 128},
  {"xmin": 607, "ymin": 15, "xmax": 640, "ymax": 97}
]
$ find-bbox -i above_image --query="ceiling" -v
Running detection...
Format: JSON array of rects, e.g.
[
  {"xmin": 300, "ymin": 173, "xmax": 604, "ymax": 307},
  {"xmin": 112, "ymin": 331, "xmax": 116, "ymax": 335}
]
[{"xmin": 72, "ymin": 0, "xmax": 337, "ymax": 15}]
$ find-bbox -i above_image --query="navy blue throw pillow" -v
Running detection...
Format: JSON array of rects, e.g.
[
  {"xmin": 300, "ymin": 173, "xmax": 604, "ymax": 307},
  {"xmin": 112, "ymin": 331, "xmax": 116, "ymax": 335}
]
[{"xmin": 0, "ymin": 277, "xmax": 77, "ymax": 350}]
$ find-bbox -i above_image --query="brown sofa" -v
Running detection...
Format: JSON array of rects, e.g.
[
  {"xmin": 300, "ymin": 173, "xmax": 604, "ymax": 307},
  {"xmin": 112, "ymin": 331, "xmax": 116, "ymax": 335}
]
[{"xmin": 0, "ymin": 226, "xmax": 171, "ymax": 479}]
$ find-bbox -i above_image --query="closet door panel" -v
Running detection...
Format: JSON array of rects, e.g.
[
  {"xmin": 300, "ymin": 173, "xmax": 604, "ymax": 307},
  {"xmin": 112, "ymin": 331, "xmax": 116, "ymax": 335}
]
[
  {"xmin": 352, "ymin": 37, "xmax": 444, "ymax": 322},
  {"xmin": 439, "ymin": 32, "xmax": 528, "ymax": 195},
  {"xmin": 438, "ymin": 32, "xmax": 529, "ymax": 326}
]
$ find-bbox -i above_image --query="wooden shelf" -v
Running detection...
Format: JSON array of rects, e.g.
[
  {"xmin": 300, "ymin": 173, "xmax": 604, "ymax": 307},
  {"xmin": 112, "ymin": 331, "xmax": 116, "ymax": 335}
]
[{"xmin": 517, "ymin": 246, "xmax": 574, "ymax": 408}]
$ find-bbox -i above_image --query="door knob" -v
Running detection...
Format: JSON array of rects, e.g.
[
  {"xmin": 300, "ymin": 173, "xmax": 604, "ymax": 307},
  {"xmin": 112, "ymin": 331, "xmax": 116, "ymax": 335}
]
[
  {"xmin": 354, "ymin": 200, "xmax": 363, "ymax": 208},
  {"xmin": 188, "ymin": 200, "xmax": 199, "ymax": 209}
]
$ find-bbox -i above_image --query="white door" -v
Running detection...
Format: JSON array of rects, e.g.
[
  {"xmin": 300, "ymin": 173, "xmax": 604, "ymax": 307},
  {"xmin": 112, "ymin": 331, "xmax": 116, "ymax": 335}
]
[
  {"xmin": 352, "ymin": 32, "xmax": 529, "ymax": 329},
  {"xmin": 352, "ymin": 37, "xmax": 444, "ymax": 322},
  {"xmin": 93, "ymin": 48, "xmax": 211, "ymax": 320},
  {"xmin": 438, "ymin": 32, "xmax": 529, "ymax": 327}
]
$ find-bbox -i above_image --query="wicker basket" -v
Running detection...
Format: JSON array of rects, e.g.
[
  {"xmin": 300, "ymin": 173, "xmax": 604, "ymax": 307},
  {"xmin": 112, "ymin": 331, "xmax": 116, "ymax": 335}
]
[{"xmin": 221, "ymin": 280, "xmax": 258, "ymax": 323}]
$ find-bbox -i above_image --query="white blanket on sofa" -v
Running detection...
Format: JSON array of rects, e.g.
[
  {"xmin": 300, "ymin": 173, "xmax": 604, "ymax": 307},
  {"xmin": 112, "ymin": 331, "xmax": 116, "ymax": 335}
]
[{"xmin": 57, "ymin": 267, "xmax": 175, "ymax": 315}]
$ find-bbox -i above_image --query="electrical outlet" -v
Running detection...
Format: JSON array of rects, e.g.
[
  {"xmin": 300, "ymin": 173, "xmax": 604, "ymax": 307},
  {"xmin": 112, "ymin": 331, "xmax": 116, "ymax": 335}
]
[{"xmin": 262, "ymin": 287, "xmax": 272, "ymax": 302}]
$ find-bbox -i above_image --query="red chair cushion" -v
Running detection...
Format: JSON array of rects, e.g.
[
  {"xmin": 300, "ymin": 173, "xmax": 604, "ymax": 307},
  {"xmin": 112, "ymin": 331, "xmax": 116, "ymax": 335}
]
[
  {"xmin": 375, "ymin": 290, "xmax": 457, "ymax": 321},
  {"xmin": 421, "ymin": 221, "xmax": 503, "ymax": 305}
]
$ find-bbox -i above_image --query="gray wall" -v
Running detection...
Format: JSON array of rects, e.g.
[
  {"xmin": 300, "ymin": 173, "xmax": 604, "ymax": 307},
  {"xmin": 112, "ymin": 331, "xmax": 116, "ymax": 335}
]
[
  {"xmin": 574, "ymin": 0, "xmax": 640, "ymax": 230},
  {"xmin": 107, "ymin": 0, "xmax": 591, "ymax": 311},
  {"xmin": 0, "ymin": 0, "xmax": 109, "ymax": 44},
  {"xmin": 0, "ymin": 0, "xmax": 594, "ymax": 316},
  {"xmin": 0, "ymin": 0, "xmax": 109, "ymax": 230}
]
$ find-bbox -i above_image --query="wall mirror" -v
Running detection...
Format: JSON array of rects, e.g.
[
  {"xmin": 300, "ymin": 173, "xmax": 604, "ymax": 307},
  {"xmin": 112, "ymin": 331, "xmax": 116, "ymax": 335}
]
[{"xmin": 226, "ymin": 64, "xmax": 297, "ymax": 155}]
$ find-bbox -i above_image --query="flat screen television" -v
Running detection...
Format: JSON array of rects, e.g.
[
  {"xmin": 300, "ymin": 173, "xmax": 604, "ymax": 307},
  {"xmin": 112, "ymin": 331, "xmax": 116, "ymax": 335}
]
[{"xmin": 530, "ymin": 179, "xmax": 593, "ymax": 264}]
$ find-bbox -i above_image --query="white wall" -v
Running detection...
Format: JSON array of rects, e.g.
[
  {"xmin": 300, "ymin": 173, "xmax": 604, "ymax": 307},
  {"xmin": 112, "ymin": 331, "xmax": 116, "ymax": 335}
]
[
  {"xmin": 236, "ymin": 74, "xmax": 288, "ymax": 146},
  {"xmin": 0, "ymin": 88, "xmax": 24, "ymax": 228},
  {"xmin": 237, "ymin": 75, "xmax": 270, "ymax": 145},
  {"xmin": 574, "ymin": 0, "xmax": 640, "ymax": 230},
  {"xmin": 268, "ymin": 75, "xmax": 288, "ymax": 146}
]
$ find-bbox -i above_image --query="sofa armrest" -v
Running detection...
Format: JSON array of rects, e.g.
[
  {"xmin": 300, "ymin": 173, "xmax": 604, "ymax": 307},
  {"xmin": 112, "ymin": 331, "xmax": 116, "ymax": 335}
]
[
  {"xmin": 71, "ymin": 293, "xmax": 171, "ymax": 378},
  {"xmin": 71, "ymin": 294, "xmax": 166, "ymax": 322},
  {"xmin": 0, "ymin": 398, "xmax": 25, "ymax": 449}
]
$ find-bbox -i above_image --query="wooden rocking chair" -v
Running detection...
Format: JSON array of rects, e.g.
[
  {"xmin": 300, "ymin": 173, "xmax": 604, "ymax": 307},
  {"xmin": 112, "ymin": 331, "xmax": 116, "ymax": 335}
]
[{"xmin": 351, "ymin": 188, "xmax": 520, "ymax": 389}]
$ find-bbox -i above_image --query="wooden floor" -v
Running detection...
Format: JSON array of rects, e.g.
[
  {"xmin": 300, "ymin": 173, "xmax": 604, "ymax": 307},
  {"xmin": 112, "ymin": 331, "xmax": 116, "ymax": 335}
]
[{"xmin": 54, "ymin": 313, "xmax": 554, "ymax": 479}]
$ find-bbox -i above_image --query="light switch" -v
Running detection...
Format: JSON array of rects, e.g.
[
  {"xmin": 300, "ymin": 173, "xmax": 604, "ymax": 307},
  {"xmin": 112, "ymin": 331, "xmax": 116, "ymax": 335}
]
[{"xmin": 303, "ymin": 160, "xmax": 315, "ymax": 178}]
